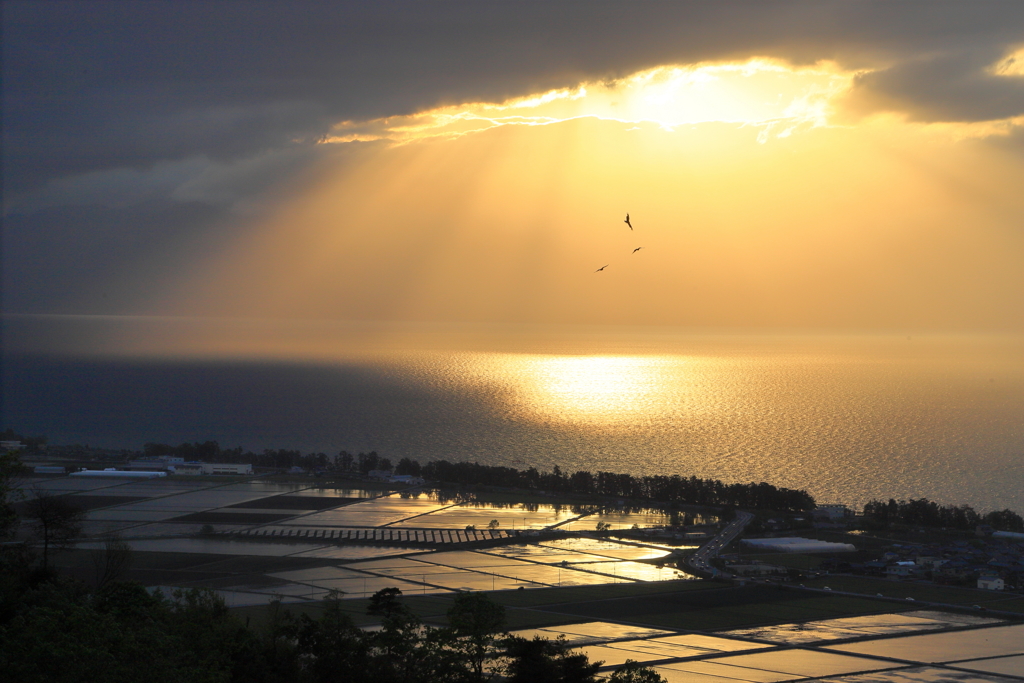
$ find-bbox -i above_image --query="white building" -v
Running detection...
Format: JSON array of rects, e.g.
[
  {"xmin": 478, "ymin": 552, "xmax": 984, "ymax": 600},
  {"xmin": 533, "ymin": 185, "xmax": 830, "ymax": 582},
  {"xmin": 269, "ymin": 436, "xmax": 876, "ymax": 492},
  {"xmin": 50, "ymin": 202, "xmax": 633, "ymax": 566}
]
[
  {"xmin": 886, "ymin": 561, "xmax": 918, "ymax": 578},
  {"xmin": 813, "ymin": 505, "xmax": 851, "ymax": 521},
  {"xmin": 978, "ymin": 575, "xmax": 1005, "ymax": 591}
]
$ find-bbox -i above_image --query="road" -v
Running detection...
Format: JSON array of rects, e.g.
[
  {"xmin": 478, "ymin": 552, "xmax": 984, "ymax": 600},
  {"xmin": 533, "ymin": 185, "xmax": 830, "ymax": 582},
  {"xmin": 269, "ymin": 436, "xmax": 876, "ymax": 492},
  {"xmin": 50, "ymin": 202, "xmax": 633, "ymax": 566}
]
[{"xmin": 681, "ymin": 510, "xmax": 754, "ymax": 579}]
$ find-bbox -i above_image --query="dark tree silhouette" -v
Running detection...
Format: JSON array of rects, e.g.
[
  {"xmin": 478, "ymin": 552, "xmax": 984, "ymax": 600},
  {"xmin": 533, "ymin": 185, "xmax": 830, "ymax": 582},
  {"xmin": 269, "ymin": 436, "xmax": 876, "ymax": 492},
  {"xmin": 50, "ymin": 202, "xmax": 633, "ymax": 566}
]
[
  {"xmin": 24, "ymin": 488, "xmax": 84, "ymax": 571},
  {"xmin": 447, "ymin": 593, "xmax": 506, "ymax": 682},
  {"xmin": 502, "ymin": 635, "xmax": 602, "ymax": 683},
  {"xmin": 92, "ymin": 534, "xmax": 133, "ymax": 589}
]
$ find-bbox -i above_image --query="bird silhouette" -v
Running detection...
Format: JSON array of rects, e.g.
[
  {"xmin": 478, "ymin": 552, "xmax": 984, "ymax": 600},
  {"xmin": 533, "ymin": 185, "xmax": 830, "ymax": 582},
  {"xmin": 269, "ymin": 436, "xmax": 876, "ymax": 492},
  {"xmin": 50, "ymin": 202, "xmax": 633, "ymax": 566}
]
[
  {"xmin": 624, "ymin": 213, "xmax": 632, "ymax": 230},
  {"xmin": 632, "ymin": 247, "xmax": 643, "ymax": 253},
  {"xmin": 595, "ymin": 264, "xmax": 609, "ymax": 272}
]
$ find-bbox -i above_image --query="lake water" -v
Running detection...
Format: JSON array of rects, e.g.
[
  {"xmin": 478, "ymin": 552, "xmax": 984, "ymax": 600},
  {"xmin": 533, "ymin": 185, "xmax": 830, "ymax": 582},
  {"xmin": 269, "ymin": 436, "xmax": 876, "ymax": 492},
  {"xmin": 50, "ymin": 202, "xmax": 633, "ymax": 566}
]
[{"xmin": 5, "ymin": 326, "xmax": 1024, "ymax": 512}]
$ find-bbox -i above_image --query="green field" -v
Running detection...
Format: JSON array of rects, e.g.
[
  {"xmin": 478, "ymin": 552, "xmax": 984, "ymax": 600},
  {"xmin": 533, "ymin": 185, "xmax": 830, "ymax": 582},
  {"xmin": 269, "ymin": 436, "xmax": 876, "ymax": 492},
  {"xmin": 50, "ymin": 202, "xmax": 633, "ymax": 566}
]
[
  {"xmin": 232, "ymin": 578, "xmax": 991, "ymax": 635},
  {"xmin": 801, "ymin": 575, "xmax": 1017, "ymax": 606}
]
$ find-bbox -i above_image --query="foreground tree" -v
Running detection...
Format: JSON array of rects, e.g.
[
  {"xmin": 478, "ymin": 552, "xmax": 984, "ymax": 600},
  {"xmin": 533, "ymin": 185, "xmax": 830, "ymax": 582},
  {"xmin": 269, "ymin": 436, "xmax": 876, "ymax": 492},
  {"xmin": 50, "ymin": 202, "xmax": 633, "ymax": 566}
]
[
  {"xmin": 294, "ymin": 591, "xmax": 366, "ymax": 682},
  {"xmin": 447, "ymin": 592, "xmax": 507, "ymax": 682},
  {"xmin": 365, "ymin": 587, "xmax": 430, "ymax": 682},
  {"xmin": 23, "ymin": 488, "xmax": 84, "ymax": 571},
  {"xmin": 502, "ymin": 635, "xmax": 602, "ymax": 683},
  {"xmin": 607, "ymin": 660, "xmax": 666, "ymax": 683},
  {"xmin": 0, "ymin": 450, "xmax": 23, "ymax": 539},
  {"xmin": 92, "ymin": 534, "xmax": 133, "ymax": 589}
]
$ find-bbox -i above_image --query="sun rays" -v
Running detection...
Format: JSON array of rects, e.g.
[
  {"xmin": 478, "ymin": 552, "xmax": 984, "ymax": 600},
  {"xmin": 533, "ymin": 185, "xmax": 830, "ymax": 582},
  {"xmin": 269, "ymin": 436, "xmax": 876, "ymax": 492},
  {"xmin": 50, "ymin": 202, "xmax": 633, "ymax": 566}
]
[{"xmin": 323, "ymin": 59, "xmax": 859, "ymax": 146}]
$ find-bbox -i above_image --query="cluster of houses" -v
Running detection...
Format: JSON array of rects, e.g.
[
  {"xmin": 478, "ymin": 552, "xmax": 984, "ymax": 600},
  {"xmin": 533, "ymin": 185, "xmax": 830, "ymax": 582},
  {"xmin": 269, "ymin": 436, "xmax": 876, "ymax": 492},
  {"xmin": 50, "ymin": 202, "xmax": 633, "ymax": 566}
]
[{"xmin": 821, "ymin": 531, "xmax": 1024, "ymax": 591}]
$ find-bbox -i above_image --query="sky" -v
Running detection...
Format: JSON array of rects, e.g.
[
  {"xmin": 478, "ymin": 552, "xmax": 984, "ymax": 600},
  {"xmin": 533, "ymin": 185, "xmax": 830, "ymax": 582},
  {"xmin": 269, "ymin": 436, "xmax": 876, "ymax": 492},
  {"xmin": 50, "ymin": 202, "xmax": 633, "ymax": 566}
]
[{"xmin": 5, "ymin": 1, "xmax": 1024, "ymax": 358}]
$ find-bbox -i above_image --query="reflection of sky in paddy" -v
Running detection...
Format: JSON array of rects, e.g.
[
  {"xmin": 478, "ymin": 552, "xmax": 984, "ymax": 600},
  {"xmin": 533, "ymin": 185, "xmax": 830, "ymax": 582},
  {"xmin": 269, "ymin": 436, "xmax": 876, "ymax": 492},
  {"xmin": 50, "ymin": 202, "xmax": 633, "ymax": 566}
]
[
  {"xmin": 539, "ymin": 538, "xmax": 683, "ymax": 561},
  {"xmin": 388, "ymin": 502, "xmax": 583, "ymax": 529},
  {"xmin": 509, "ymin": 626, "xmax": 679, "ymax": 655},
  {"xmin": 578, "ymin": 645, "xmax": 669, "ymax": 667},
  {"xmin": 957, "ymin": 654, "xmax": 1024, "ymax": 678},
  {"xmin": 326, "ymin": 548, "xmax": 696, "ymax": 592},
  {"xmin": 486, "ymin": 563, "xmax": 625, "ymax": 586},
  {"xmin": 724, "ymin": 611, "xmax": 1003, "ymax": 645},
  {"xmin": 367, "ymin": 562, "xmax": 470, "ymax": 577},
  {"xmin": 605, "ymin": 638, "xmax": 732, "ymax": 659},
  {"xmin": 549, "ymin": 622, "xmax": 675, "ymax": 640},
  {"xmin": 656, "ymin": 659, "xmax": 799, "ymax": 682},
  {"xmin": 829, "ymin": 624, "xmax": 1024, "ymax": 663},
  {"xmin": 358, "ymin": 553, "xmax": 623, "ymax": 588},
  {"xmin": 589, "ymin": 562, "xmax": 695, "ymax": 582},
  {"xmin": 508, "ymin": 628, "xmax": 598, "ymax": 647},
  {"xmin": 286, "ymin": 545, "xmax": 416, "ymax": 560},
  {"xmin": 509, "ymin": 623, "xmax": 676, "ymax": 647},
  {"xmin": 649, "ymin": 634, "xmax": 771, "ymax": 652},
  {"xmin": 77, "ymin": 538, "xmax": 326, "ymax": 556},
  {"xmin": 349, "ymin": 557, "xmax": 441, "ymax": 571},
  {"xmin": 216, "ymin": 482, "xmax": 308, "ymax": 493},
  {"xmin": 417, "ymin": 572, "xmax": 545, "ymax": 592},
  {"xmin": 473, "ymin": 543, "xmax": 695, "ymax": 581},
  {"xmin": 214, "ymin": 483, "xmax": 381, "ymax": 497},
  {"xmin": 481, "ymin": 545, "xmax": 614, "ymax": 563},
  {"xmin": 704, "ymin": 649, "xmax": 897, "ymax": 678},
  {"xmin": 283, "ymin": 494, "xmax": 452, "ymax": 527},
  {"xmin": 420, "ymin": 550, "xmax": 531, "ymax": 568},
  {"xmin": 557, "ymin": 510, "xmax": 688, "ymax": 531},
  {"xmin": 814, "ymin": 667, "xmax": 1024, "ymax": 682},
  {"xmin": 904, "ymin": 610, "xmax": 1008, "ymax": 627},
  {"xmin": 519, "ymin": 552, "xmax": 617, "ymax": 565},
  {"xmin": 289, "ymin": 488, "xmax": 382, "ymax": 498}
]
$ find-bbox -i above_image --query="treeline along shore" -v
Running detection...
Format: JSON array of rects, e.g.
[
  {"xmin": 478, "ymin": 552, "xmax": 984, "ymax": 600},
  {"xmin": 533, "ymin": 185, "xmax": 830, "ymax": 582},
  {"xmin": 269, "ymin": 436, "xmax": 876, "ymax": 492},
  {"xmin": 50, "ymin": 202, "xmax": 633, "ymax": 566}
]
[
  {"xmin": 21, "ymin": 431, "xmax": 816, "ymax": 512},
  {"xmin": 135, "ymin": 439, "xmax": 820, "ymax": 511},
  {"xmin": 12, "ymin": 430, "xmax": 1024, "ymax": 524},
  {"xmin": 417, "ymin": 460, "xmax": 816, "ymax": 513}
]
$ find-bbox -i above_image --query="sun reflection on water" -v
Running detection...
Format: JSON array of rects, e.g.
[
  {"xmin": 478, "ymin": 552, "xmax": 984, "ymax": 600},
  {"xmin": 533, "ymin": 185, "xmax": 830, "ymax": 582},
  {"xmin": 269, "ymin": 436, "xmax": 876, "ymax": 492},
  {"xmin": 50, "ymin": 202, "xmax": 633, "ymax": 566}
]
[{"xmin": 486, "ymin": 354, "xmax": 708, "ymax": 427}]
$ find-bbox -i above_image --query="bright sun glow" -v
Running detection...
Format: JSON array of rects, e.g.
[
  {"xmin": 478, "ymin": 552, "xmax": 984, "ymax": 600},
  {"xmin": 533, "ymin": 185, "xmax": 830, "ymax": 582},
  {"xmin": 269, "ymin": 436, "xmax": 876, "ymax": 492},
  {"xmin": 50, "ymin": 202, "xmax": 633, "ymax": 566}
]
[
  {"xmin": 492, "ymin": 355, "xmax": 687, "ymax": 427},
  {"xmin": 325, "ymin": 59, "xmax": 858, "ymax": 145}
]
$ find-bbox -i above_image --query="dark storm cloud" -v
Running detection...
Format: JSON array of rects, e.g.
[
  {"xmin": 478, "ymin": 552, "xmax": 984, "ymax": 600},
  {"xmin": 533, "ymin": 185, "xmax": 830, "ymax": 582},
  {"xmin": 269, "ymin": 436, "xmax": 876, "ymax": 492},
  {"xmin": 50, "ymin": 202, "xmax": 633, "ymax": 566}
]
[
  {"xmin": 4, "ymin": 1, "xmax": 1024, "ymax": 315},
  {"xmin": 5, "ymin": 1, "xmax": 1024, "ymax": 196},
  {"xmin": 847, "ymin": 49, "xmax": 1024, "ymax": 122}
]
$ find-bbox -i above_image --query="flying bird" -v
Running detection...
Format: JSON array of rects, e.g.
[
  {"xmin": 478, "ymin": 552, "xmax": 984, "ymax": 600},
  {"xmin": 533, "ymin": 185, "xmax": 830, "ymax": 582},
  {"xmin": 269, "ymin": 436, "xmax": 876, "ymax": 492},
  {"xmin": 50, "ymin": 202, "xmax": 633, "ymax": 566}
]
[
  {"xmin": 624, "ymin": 213, "xmax": 632, "ymax": 230},
  {"xmin": 632, "ymin": 247, "xmax": 643, "ymax": 253},
  {"xmin": 595, "ymin": 264, "xmax": 609, "ymax": 272}
]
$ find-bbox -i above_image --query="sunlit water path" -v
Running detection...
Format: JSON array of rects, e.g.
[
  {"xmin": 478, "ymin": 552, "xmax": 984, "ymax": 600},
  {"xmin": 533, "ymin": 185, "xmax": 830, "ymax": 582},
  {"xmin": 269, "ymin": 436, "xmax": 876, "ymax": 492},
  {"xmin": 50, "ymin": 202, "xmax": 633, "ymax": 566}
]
[{"xmin": 6, "ymin": 332, "xmax": 1024, "ymax": 512}]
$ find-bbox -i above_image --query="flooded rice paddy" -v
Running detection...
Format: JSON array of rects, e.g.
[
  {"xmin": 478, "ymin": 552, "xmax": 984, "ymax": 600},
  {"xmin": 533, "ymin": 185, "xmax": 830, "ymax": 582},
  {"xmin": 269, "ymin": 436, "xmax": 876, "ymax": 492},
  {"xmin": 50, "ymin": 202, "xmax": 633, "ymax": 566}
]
[
  {"xmin": 23, "ymin": 475, "xmax": 697, "ymax": 602},
  {"xmin": 22, "ymin": 474, "xmax": 1024, "ymax": 682},
  {"xmin": 502, "ymin": 619, "xmax": 1023, "ymax": 683}
]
